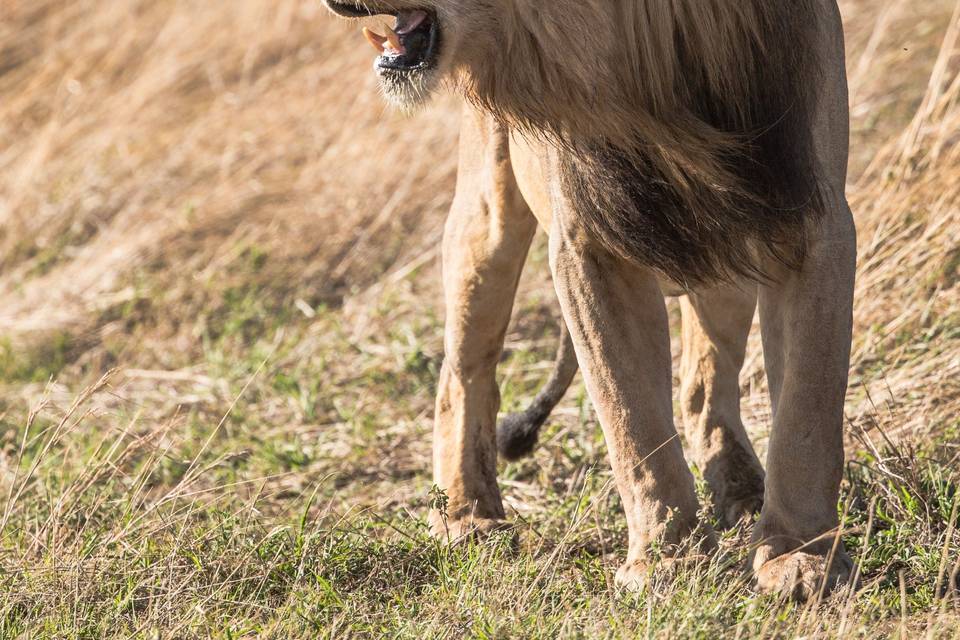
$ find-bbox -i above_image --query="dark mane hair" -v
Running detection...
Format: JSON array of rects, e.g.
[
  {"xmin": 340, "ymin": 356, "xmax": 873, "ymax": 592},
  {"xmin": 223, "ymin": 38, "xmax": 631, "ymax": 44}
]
[{"xmin": 461, "ymin": 0, "xmax": 826, "ymax": 285}]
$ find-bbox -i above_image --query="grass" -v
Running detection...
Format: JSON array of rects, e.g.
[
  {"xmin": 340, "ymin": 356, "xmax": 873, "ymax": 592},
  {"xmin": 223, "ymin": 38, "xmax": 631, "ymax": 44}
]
[
  {"xmin": 1, "ymin": 0, "xmax": 960, "ymax": 637},
  {"xmin": 0, "ymin": 367, "xmax": 957, "ymax": 637}
]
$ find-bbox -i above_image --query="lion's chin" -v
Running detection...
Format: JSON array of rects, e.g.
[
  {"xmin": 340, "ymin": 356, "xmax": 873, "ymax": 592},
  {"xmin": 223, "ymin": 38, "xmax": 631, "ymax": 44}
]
[{"xmin": 376, "ymin": 68, "xmax": 441, "ymax": 111}]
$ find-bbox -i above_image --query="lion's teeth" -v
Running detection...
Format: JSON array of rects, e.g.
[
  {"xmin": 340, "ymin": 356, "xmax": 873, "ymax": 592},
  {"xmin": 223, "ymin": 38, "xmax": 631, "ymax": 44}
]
[
  {"xmin": 362, "ymin": 24, "xmax": 405, "ymax": 56},
  {"xmin": 384, "ymin": 26, "xmax": 405, "ymax": 54},
  {"xmin": 362, "ymin": 27, "xmax": 386, "ymax": 54}
]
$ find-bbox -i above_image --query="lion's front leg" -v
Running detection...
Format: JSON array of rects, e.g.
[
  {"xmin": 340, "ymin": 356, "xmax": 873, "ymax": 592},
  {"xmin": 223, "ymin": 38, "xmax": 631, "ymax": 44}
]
[
  {"xmin": 750, "ymin": 197, "xmax": 856, "ymax": 600},
  {"xmin": 430, "ymin": 109, "xmax": 538, "ymax": 541},
  {"xmin": 549, "ymin": 213, "xmax": 710, "ymax": 591}
]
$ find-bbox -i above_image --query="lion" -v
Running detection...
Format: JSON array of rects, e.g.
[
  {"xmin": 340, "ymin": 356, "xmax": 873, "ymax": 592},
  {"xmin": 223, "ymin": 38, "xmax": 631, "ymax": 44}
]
[{"xmin": 324, "ymin": 0, "xmax": 857, "ymax": 601}]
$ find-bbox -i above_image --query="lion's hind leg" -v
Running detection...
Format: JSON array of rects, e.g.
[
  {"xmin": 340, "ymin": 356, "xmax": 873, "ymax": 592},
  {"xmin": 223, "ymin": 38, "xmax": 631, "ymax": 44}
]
[{"xmin": 679, "ymin": 286, "xmax": 765, "ymax": 529}]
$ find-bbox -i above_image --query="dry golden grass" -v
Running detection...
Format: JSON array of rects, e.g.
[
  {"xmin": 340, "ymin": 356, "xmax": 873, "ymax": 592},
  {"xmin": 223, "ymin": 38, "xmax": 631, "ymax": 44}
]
[
  {"xmin": 0, "ymin": 0, "xmax": 458, "ymax": 344},
  {"xmin": 0, "ymin": 0, "xmax": 959, "ymax": 637}
]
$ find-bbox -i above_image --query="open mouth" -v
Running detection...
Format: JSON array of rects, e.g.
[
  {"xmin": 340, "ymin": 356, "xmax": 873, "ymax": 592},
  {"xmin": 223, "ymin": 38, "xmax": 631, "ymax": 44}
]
[{"xmin": 327, "ymin": 3, "xmax": 441, "ymax": 73}]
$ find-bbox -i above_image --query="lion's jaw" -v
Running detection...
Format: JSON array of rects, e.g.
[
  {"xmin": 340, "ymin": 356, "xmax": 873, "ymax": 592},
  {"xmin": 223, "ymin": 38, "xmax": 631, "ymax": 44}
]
[
  {"xmin": 324, "ymin": 0, "xmax": 622, "ymax": 132},
  {"xmin": 324, "ymin": 1, "xmax": 468, "ymax": 110}
]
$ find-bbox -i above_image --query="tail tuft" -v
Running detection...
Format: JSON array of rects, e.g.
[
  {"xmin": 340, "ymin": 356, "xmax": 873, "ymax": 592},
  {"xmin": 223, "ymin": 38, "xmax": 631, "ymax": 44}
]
[
  {"xmin": 497, "ymin": 408, "xmax": 551, "ymax": 461},
  {"xmin": 495, "ymin": 318, "xmax": 579, "ymax": 461}
]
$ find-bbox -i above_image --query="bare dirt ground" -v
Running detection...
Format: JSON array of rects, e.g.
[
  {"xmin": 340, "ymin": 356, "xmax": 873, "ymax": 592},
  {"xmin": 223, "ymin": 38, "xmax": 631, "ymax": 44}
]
[{"xmin": 0, "ymin": 0, "xmax": 959, "ymax": 637}]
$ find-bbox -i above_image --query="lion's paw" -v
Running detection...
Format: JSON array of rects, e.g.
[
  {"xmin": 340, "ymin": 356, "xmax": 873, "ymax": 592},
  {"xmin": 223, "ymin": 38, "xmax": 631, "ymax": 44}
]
[
  {"xmin": 718, "ymin": 491, "xmax": 764, "ymax": 529},
  {"xmin": 705, "ymin": 445, "xmax": 766, "ymax": 529},
  {"xmin": 615, "ymin": 557, "xmax": 689, "ymax": 594},
  {"xmin": 753, "ymin": 550, "xmax": 852, "ymax": 601},
  {"xmin": 615, "ymin": 559, "xmax": 652, "ymax": 593},
  {"xmin": 430, "ymin": 516, "xmax": 515, "ymax": 546}
]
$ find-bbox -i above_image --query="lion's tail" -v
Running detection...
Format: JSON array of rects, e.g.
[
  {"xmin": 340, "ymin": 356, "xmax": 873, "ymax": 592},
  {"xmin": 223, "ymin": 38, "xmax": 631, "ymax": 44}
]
[{"xmin": 496, "ymin": 319, "xmax": 578, "ymax": 461}]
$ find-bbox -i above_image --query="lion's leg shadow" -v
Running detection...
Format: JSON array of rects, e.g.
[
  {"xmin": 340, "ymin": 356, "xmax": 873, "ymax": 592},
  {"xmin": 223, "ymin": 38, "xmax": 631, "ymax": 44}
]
[
  {"xmin": 679, "ymin": 286, "xmax": 766, "ymax": 529},
  {"xmin": 429, "ymin": 109, "xmax": 537, "ymax": 542},
  {"xmin": 549, "ymin": 210, "xmax": 711, "ymax": 592}
]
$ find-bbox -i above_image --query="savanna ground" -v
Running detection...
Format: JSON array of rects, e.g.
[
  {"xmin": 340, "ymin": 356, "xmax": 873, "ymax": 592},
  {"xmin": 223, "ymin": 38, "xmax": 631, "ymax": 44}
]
[{"xmin": 0, "ymin": 0, "xmax": 959, "ymax": 637}]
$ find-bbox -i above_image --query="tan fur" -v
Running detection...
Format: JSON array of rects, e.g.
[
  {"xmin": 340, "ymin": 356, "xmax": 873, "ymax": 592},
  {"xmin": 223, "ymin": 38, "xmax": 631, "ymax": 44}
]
[{"xmin": 326, "ymin": 0, "xmax": 856, "ymax": 600}]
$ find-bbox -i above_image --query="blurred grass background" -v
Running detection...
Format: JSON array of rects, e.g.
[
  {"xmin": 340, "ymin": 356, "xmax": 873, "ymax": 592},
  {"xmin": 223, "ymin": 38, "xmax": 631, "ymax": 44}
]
[{"xmin": 0, "ymin": 0, "xmax": 959, "ymax": 637}]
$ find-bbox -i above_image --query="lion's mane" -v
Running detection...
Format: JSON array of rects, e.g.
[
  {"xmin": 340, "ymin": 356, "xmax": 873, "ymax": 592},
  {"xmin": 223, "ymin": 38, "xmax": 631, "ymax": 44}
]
[{"xmin": 458, "ymin": 0, "xmax": 825, "ymax": 285}]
